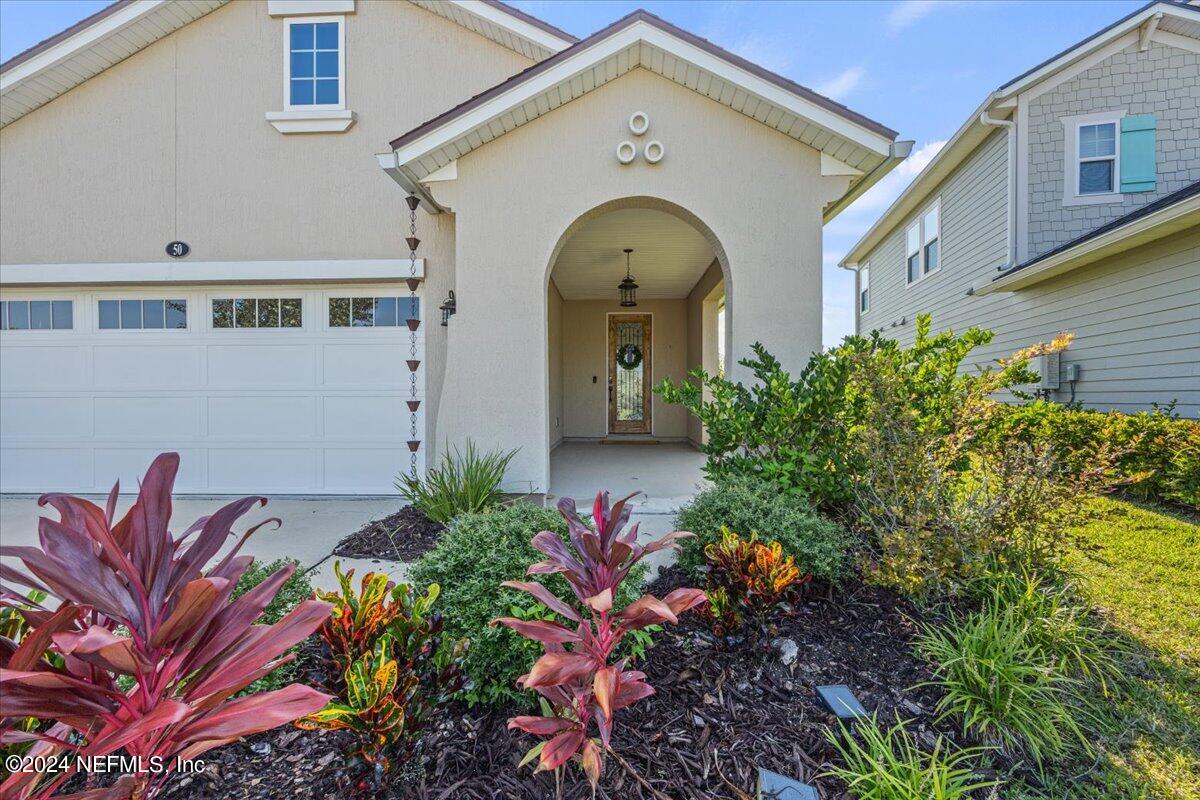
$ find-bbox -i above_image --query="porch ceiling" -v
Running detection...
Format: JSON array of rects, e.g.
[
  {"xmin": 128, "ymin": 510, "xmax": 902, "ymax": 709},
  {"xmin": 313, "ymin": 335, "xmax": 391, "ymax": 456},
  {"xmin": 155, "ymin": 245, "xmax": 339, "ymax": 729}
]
[{"xmin": 550, "ymin": 208, "xmax": 715, "ymax": 300}]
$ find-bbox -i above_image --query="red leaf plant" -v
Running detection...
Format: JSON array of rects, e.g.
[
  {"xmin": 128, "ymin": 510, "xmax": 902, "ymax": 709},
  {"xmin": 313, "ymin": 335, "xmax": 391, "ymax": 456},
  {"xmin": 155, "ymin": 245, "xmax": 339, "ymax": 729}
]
[
  {"xmin": 492, "ymin": 492, "xmax": 706, "ymax": 788},
  {"xmin": 0, "ymin": 453, "xmax": 333, "ymax": 800}
]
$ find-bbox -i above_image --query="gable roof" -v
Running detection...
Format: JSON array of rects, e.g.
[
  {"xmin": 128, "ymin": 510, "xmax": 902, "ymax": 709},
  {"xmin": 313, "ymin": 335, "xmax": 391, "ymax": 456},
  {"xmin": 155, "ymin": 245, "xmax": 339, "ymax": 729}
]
[
  {"xmin": 0, "ymin": 0, "xmax": 571, "ymax": 128},
  {"xmin": 839, "ymin": 0, "xmax": 1200, "ymax": 269},
  {"xmin": 380, "ymin": 9, "xmax": 907, "ymax": 219}
]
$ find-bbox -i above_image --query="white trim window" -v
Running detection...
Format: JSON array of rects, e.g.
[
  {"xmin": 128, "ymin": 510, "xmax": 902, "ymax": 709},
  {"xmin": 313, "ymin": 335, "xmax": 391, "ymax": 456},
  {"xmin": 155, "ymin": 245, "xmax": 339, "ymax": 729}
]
[
  {"xmin": 285, "ymin": 17, "xmax": 344, "ymax": 110},
  {"xmin": 213, "ymin": 298, "xmax": 302, "ymax": 329},
  {"xmin": 859, "ymin": 265, "xmax": 869, "ymax": 313},
  {"xmin": 1077, "ymin": 121, "xmax": 1118, "ymax": 195},
  {"xmin": 328, "ymin": 296, "xmax": 419, "ymax": 328},
  {"xmin": 98, "ymin": 299, "xmax": 187, "ymax": 330},
  {"xmin": 1, "ymin": 300, "xmax": 73, "ymax": 330},
  {"xmin": 1061, "ymin": 111, "xmax": 1124, "ymax": 205},
  {"xmin": 906, "ymin": 200, "xmax": 940, "ymax": 284}
]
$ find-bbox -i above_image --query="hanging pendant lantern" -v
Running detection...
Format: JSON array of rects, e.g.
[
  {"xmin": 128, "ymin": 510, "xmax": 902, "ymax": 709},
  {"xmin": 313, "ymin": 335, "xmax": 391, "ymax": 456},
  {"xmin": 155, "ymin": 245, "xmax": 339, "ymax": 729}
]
[{"xmin": 618, "ymin": 248, "xmax": 638, "ymax": 307}]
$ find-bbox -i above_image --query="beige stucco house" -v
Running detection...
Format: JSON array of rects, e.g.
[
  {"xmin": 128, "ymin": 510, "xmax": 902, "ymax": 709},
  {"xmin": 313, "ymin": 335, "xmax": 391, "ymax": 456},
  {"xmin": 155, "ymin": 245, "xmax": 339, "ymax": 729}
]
[
  {"xmin": 0, "ymin": 0, "xmax": 907, "ymax": 495},
  {"xmin": 841, "ymin": 0, "xmax": 1200, "ymax": 417}
]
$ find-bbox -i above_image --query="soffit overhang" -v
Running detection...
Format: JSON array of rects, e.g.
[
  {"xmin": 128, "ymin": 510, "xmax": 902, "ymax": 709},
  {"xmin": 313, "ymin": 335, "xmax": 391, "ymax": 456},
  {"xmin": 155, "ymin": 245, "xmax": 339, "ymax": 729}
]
[
  {"xmin": 381, "ymin": 11, "xmax": 901, "ymax": 215},
  {"xmin": 0, "ymin": 0, "xmax": 228, "ymax": 128},
  {"xmin": 409, "ymin": 0, "xmax": 575, "ymax": 62}
]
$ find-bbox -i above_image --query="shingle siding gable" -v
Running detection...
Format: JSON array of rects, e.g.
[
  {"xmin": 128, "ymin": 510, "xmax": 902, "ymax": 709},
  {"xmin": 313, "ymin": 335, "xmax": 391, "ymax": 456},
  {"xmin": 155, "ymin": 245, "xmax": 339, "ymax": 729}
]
[{"xmin": 1026, "ymin": 39, "xmax": 1200, "ymax": 259}]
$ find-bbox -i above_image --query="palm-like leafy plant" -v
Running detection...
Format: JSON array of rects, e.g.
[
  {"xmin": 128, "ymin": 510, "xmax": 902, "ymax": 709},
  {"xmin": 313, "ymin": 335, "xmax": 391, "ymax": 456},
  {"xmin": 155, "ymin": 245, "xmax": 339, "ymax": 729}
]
[
  {"xmin": 395, "ymin": 440, "xmax": 518, "ymax": 523},
  {"xmin": 494, "ymin": 491, "xmax": 706, "ymax": 788},
  {"xmin": 0, "ymin": 453, "xmax": 332, "ymax": 800}
]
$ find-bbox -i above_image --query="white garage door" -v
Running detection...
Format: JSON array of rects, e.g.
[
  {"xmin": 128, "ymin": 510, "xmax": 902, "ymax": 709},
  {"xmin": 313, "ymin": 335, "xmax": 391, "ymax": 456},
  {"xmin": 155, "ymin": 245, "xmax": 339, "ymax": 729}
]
[{"xmin": 0, "ymin": 283, "xmax": 425, "ymax": 494}]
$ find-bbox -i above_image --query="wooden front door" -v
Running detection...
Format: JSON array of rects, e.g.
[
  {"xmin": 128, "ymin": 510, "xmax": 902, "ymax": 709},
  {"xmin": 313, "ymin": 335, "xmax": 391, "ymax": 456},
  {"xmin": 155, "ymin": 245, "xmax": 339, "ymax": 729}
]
[{"xmin": 607, "ymin": 313, "xmax": 652, "ymax": 434}]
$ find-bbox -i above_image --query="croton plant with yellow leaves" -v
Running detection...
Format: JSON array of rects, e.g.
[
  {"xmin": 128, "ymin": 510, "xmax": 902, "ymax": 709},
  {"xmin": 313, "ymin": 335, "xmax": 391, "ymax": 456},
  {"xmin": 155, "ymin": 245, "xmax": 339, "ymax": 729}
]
[{"xmin": 703, "ymin": 526, "xmax": 810, "ymax": 639}]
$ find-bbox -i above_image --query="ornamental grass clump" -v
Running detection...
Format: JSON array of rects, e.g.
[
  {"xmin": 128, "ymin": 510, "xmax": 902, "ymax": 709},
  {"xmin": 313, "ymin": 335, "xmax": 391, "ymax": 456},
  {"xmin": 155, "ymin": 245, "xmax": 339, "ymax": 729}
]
[
  {"xmin": 0, "ymin": 453, "xmax": 333, "ymax": 800},
  {"xmin": 395, "ymin": 440, "xmax": 517, "ymax": 523},
  {"xmin": 702, "ymin": 526, "xmax": 810, "ymax": 640},
  {"xmin": 917, "ymin": 599, "xmax": 1089, "ymax": 770},
  {"xmin": 825, "ymin": 714, "xmax": 997, "ymax": 800},
  {"xmin": 298, "ymin": 563, "xmax": 466, "ymax": 786},
  {"xmin": 494, "ymin": 491, "xmax": 706, "ymax": 788}
]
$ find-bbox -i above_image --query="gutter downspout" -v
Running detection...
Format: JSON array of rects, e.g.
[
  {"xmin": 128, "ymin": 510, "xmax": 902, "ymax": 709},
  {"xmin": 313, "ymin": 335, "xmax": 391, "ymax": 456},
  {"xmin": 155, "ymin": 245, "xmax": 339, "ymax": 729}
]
[{"xmin": 979, "ymin": 110, "xmax": 1017, "ymax": 272}]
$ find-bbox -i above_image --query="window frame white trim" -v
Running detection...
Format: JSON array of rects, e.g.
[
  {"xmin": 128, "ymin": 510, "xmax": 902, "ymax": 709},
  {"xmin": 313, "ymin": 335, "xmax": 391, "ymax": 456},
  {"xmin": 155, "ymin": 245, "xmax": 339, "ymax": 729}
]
[
  {"xmin": 95, "ymin": 297, "xmax": 191, "ymax": 333},
  {"xmin": 209, "ymin": 294, "xmax": 306, "ymax": 332},
  {"xmin": 283, "ymin": 15, "xmax": 346, "ymax": 113},
  {"xmin": 905, "ymin": 197, "xmax": 942, "ymax": 287},
  {"xmin": 0, "ymin": 299, "xmax": 75, "ymax": 332},
  {"xmin": 1061, "ymin": 110, "xmax": 1125, "ymax": 206}
]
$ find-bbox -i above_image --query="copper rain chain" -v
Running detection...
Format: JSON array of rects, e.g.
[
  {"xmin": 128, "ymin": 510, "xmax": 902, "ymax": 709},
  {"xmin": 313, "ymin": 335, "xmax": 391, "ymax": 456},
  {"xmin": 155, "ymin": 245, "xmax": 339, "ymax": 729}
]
[{"xmin": 405, "ymin": 194, "xmax": 422, "ymax": 473}]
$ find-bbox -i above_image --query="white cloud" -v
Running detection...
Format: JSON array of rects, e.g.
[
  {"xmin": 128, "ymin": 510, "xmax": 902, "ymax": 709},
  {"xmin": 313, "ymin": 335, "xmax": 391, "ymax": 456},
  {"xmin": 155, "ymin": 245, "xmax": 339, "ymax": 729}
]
[
  {"xmin": 839, "ymin": 139, "xmax": 947, "ymax": 217},
  {"xmin": 814, "ymin": 66, "xmax": 865, "ymax": 101},
  {"xmin": 887, "ymin": 0, "xmax": 960, "ymax": 33}
]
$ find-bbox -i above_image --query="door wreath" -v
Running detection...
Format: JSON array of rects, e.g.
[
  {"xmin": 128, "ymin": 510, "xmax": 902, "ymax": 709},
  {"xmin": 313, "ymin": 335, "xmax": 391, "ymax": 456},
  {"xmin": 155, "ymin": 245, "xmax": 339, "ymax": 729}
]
[{"xmin": 616, "ymin": 343, "xmax": 644, "ymax": 370}]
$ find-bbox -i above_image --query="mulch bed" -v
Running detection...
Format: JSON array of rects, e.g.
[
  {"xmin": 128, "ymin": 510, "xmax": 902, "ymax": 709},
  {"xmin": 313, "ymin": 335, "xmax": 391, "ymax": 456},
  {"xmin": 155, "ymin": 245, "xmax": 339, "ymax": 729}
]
[
  {"xmin": 140, "ymin": 566, "xmax": 1012, "ymax": 800},
  {"xmin": 333, "ymin": 505, "xmax": 445, "ymax": 561}
]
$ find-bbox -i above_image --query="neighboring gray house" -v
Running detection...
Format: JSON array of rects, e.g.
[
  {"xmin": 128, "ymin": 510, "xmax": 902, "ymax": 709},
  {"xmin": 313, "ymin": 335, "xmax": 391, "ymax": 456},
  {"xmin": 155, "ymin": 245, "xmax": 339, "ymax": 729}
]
[{"xmin": 841, "ymin": 0, "xmax": 1200, "ymax": 417}]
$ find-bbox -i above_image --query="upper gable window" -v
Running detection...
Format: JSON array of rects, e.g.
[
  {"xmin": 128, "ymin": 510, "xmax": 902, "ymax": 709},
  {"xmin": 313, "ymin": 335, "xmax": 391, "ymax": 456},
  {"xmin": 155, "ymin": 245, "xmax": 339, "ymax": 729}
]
[
  {"xmin": 1077, "ymin": 122, "xmax": 1117, "ymax": 195},
  {"xmin": 286, "ymin": 18, "xmax": 343, "ymax": 109},
  {"xmin": 906, "ymin": 199, "xmax": 940, "ymax": 285}
]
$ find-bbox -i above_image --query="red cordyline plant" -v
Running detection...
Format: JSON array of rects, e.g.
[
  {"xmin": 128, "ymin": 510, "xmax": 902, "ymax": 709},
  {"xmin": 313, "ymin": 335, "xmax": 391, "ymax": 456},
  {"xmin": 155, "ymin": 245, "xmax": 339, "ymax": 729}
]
[
  {"xmin": 493, "ymin": 492, "xmax": 706, "ymax": 788},
  {"xmin": 0, "ymin": 453, "xmax": 333, "ymax": 800}
]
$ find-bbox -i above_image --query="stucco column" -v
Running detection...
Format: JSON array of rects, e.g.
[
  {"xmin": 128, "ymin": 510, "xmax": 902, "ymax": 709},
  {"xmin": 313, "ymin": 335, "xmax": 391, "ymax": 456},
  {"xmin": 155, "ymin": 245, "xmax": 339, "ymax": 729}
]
[{"xmin": 434, "ymin": 217, "xmax": 552, "ymax": 492}]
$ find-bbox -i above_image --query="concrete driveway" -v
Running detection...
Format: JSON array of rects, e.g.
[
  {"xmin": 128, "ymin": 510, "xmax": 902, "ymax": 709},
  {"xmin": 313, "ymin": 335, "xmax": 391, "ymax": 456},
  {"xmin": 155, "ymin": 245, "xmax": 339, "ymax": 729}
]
[{"xmin": 0, "ymin": 494, "xmax": 405, "ymax": 589}]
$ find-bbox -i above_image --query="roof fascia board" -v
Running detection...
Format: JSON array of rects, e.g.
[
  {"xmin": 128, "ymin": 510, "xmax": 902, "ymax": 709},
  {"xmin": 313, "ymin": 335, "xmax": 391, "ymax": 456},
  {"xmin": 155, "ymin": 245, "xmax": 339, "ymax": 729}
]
[
  {"xmin": 455, "ymin": 1, "xmax": 574, "ymax": 52},
  {"xmin": 824, "ymin": 140, "xmax": 913, "ymax": 225},
  {"xmin": 975, "ymin": 194, "xmax": 1200, "ymax": 294},
  {"xmin": 393, "ymin": 18, "xmax": 893, "ymax": 171},
  {"xmin": 636, "ymin": 23, "xmax": 894, "ymax": 154},
  {"xmin": 0, "ymin": 0, "xmax": 166, "ymax": 89},
  {"xmin": 998, "ymin": 2, "xmax": 1199, "ymax": 98}
]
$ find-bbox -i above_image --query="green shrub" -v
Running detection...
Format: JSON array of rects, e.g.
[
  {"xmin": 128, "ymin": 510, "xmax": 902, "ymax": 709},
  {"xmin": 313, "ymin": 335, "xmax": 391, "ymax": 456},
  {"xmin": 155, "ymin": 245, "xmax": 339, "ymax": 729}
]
[
  {"xmin": 824, "ymin": 714, "xmax": 997, "ymax": 800},
  {"xmin": 656, "ymin": 316, "xmax": 1013, "ymax": 510},
  {"xmin": 917, "ymin": 599, "xmax": 1089, "ymax": 769},
  {"xmin": 231, "ymin": 557, "xmax": 313, "ymax": 694},
  {"xmin": 396, "ymin": 440, "xmax": 518, "ymax": 523},
  {"xmin": 408, "ymin": 502, "xmax": 647, "ymax": 706},
  {"xmin": 987, "ymin": 400, "xmax": 1200, "ymax": 508},
  {"xmin": 674, "ymin": 476, "xmax": 852, "ymax": 583}
]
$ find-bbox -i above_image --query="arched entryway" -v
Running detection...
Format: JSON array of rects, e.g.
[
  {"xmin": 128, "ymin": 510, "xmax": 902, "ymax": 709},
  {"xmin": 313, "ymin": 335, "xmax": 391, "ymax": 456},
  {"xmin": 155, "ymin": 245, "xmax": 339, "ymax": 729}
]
[{"xmin": 544, "ymin": 197, "xmax": 727, "ymax": 502}]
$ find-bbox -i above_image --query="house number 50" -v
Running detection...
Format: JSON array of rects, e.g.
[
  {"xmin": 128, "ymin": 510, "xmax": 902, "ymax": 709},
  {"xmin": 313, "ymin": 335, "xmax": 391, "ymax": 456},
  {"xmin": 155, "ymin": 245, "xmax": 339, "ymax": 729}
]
[{"xmin": 165, "ymin": 241, "xmax": 190, "ymax": 258}]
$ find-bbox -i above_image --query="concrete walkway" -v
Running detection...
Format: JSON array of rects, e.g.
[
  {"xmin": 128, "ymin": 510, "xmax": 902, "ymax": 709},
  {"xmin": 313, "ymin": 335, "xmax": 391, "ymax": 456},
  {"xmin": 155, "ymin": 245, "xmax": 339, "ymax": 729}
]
[{"xmin": 548, "ymin": 441, "xmax": 708, "ymax": 516}]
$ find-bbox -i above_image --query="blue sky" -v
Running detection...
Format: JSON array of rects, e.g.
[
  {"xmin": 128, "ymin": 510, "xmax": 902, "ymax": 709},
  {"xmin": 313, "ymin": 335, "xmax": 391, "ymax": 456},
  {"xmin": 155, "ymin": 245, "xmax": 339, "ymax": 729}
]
[{"xmin": 0, "ymin": 0, "xmax": 1145, "ymax": 346}]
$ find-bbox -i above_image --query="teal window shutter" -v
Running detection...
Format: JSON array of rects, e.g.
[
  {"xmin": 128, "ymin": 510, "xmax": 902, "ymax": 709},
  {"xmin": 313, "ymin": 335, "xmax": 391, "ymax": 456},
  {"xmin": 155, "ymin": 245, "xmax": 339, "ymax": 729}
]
[{"xmin": 1120, "ymin": 115, "xmax": 1156, "ymax": 193}]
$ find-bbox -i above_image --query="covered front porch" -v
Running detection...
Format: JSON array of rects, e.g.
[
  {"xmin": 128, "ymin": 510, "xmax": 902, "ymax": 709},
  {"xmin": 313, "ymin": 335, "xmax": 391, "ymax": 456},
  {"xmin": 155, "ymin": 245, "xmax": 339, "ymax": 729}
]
[{"xmin": 548, "ymin": 440, "xmax": 708, "ymax": 516}]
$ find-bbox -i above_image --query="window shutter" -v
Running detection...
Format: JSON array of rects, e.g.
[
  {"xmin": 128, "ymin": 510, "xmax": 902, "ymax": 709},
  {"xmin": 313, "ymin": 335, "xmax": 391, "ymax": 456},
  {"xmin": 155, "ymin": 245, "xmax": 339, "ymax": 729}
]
[{"xmin": 1119, "ymin": 115, "xmax": 1156, "ymax": 193}]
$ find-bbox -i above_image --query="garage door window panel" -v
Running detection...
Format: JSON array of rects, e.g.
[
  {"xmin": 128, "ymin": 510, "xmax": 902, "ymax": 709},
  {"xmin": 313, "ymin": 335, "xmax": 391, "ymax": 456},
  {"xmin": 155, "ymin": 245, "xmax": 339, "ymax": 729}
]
[
  {"xmin": 1, "ymin": 300, "xmax": 74, "ymax": 331},
  {"xmin": 329, "ymin": 296, "xmax": 420, "ymax": 328},
  {"xmin": 212, "ymin": 298, "xmax": 302, "ymax": 329},
  {"xmin": 99, "ymin": 299, "xmax": 187, "ymax": 330}
]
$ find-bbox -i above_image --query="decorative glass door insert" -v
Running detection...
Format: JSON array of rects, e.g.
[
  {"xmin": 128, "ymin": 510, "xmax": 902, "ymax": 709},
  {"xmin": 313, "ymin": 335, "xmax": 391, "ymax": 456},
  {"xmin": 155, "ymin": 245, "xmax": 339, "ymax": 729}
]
[{"xmin": 608, "ymin": 313, "xmax": 652, "ymax": 434}]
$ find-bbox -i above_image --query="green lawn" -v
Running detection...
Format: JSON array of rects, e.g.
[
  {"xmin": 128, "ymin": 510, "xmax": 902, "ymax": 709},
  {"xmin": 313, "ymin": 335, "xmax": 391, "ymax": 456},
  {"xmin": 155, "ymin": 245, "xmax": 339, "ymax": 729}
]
[{"xmin": 1036, "ymin": 497, "xmax": 1200, "ymax": 799}]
